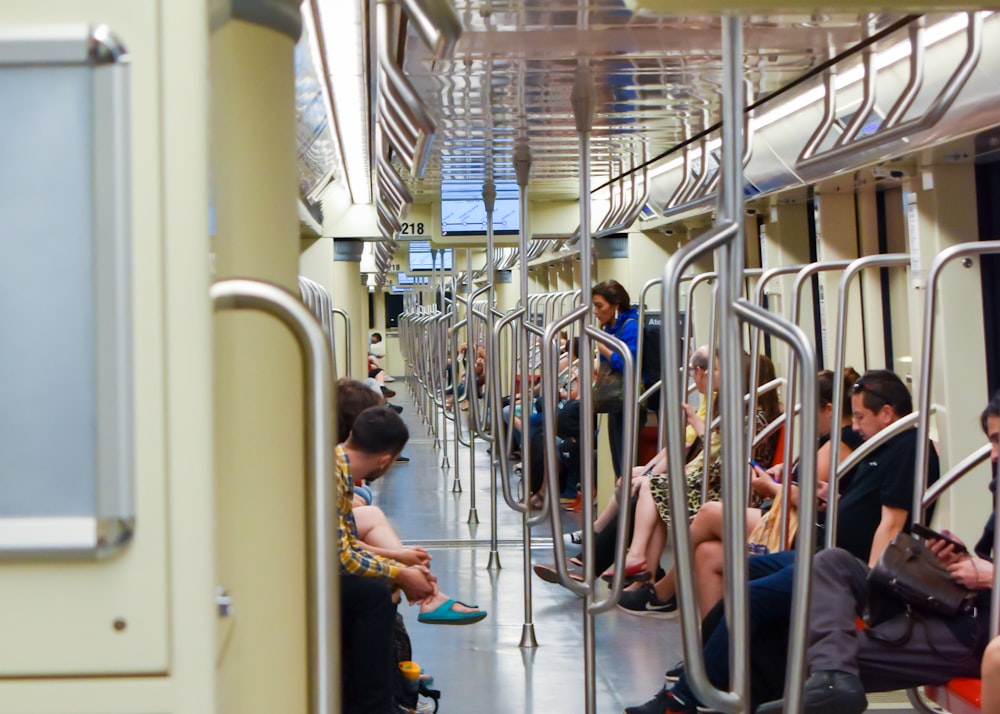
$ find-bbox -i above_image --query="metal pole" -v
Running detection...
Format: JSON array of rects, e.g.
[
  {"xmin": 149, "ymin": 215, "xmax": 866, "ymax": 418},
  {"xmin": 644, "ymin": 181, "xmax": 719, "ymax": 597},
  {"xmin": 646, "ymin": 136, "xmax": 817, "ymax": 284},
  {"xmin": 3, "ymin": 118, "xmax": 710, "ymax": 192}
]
[
  {"xmin": 484, "ymin": 179, "xmax": 502, "ymax": 568},
  {"xmin": 466, "ymin": 248, "xmax": 479, "ymax": 525},
  {"xmin": 211, "ymin": 279, "xmax": 339, "ymax": 714}
]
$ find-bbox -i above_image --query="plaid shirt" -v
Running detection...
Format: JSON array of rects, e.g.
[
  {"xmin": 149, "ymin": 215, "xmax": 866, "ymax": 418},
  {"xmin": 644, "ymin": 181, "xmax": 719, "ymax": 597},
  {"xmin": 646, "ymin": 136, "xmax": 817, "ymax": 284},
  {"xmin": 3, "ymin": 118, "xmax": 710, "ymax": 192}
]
[{"xmin": 336, "ymin": 445, "xmax": 401, "ymax": 581}]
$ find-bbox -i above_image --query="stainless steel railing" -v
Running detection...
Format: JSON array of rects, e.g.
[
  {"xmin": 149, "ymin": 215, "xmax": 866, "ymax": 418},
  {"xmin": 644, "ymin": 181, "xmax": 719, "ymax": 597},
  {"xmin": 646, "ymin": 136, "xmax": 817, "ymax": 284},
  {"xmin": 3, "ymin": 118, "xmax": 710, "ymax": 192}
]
[{"xmin": 211, "ymin": 279, "xmax": 339, "ymax": 714}]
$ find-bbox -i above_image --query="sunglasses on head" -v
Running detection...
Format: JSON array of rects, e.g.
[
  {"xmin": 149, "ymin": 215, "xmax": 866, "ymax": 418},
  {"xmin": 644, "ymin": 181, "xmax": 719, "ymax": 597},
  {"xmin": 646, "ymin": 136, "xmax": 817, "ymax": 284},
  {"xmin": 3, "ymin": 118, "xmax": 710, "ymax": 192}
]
[{"xmin": 851, "ymin": 380, "xmax": 891, "ymax": 407}]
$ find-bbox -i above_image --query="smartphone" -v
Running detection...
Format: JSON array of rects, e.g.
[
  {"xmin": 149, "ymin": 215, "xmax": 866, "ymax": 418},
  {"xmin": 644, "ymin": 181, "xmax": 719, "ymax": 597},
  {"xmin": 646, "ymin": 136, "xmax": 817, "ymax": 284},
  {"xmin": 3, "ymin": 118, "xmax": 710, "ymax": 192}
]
[
  {"xmin": 748, "ymin": 459, "xmax": 763, "ymax": 471},
  {"xmin": 911, "ymin": 523, "xmax": 968, "ymax": 553}
]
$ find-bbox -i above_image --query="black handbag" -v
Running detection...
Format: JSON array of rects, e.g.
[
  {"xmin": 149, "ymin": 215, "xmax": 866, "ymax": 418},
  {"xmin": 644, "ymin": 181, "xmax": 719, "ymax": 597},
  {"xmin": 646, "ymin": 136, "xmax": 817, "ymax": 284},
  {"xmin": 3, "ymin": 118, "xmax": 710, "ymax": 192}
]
[
  {"xmin": 867, "ymin": 531, "xmax": 975, "ymax": 620},
  {"xmin": 592, "ymin": 361, "xmax": 625, "ymax": 413}
]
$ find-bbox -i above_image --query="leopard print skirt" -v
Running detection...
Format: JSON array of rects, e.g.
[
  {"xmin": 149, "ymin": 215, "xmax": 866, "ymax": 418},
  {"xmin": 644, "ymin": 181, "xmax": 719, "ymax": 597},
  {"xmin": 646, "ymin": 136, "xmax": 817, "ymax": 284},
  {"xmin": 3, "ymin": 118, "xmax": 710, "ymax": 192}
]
[{"xmin": 648, "ymin": 456, "xmax": 722, "ymax": 529}]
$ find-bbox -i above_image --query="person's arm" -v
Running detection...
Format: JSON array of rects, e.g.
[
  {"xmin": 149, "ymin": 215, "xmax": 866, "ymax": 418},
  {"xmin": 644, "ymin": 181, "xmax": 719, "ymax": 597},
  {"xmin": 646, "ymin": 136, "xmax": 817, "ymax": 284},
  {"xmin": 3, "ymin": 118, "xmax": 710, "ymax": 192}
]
[
  {"xmin": 358, "ymin": 541, "xmax": 432, "ymax": 567},
  {"xmin": 683, "ymin": 402, "xmax": 706, "ymax": 440},
  {"xmin": 867, "ymin": 505, "xmax": 909, "ymax": 568},
  {"xmin": 604, "ymin": 318, "xmax": 638, "ymax": 372}
]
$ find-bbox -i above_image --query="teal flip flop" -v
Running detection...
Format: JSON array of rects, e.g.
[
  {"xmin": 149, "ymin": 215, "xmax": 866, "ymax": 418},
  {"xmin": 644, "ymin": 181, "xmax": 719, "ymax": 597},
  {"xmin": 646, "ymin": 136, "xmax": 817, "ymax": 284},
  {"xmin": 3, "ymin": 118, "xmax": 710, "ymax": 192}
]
[{"xmin": 417, "ymin": 598, "xmax": 487, "ymax": 626}]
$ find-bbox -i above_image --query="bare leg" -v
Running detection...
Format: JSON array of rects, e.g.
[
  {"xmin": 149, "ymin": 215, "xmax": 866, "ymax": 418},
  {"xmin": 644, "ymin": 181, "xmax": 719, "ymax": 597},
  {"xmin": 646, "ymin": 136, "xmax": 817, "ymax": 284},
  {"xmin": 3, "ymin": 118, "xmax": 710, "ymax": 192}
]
[
  {"xmin": 625, "ymin": 479, "xmax": 667, "ymax": 575},
  {"xmin": 694, "ymin": 540, "xmax": 725, "ymax": 616},
  {"xmin": 982, "ymin": 636, "xmax": 1000, "ymax": 713},
  {"xmin": 353, "ymin": 506, "xmax": 479, "ymax": 614},
  {"xmin": 650, "ymin": 503, "xmax": 762, "ymax": 602},
  {"xmin": 593, "ymin": 490, "xmax": 619, "ymax": 531}
]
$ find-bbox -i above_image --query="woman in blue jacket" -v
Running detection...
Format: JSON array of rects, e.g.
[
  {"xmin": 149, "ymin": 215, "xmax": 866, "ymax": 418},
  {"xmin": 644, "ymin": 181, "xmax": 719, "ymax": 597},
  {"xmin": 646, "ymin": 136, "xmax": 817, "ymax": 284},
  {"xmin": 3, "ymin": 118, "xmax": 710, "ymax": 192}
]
[{"xmin": 591, "ymin": 279, "xmax": 639, "ymax": 478}]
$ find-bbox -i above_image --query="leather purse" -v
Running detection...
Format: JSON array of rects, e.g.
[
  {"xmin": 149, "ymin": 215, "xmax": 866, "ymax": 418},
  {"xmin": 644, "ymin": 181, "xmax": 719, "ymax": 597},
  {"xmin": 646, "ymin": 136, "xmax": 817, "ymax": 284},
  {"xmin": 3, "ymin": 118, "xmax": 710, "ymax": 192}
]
[
  {"xmin": 867, "ymin": 530, "xmax": 975, "ymax": 618},
  {"xmin": 592, "ymin": 362, "xmax": 625, "ymax": 413}
]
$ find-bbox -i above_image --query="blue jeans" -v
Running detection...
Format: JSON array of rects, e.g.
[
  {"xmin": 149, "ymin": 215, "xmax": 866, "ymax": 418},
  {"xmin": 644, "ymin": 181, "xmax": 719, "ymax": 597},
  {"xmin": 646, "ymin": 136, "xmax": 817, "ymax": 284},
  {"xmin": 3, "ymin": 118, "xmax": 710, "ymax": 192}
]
[{"xmin": 671, "ymin": 550, "xmax": 798, "ymax": 710}]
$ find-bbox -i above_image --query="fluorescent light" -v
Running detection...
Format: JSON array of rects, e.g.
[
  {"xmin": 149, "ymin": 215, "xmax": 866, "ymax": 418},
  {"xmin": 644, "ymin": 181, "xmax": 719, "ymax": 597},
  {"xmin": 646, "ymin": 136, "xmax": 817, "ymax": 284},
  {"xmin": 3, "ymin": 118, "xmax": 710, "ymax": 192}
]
[{"xmin": 313, "ymin": 0, "xmax": 372, "ymax": 204}]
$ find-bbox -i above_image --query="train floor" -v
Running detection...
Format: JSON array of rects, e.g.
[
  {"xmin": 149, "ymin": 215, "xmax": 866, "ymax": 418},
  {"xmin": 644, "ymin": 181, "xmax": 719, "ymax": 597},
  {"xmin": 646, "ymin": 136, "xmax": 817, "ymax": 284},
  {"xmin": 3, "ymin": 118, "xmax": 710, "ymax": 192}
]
[{"xmin": 375, "ymin": 382, "xmax": 916, "ymax": 714}]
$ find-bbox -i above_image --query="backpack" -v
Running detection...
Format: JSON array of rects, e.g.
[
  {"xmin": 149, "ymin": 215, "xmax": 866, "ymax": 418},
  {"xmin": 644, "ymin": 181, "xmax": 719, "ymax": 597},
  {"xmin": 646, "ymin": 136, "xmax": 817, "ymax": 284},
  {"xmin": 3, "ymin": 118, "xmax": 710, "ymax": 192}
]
[{"xmin": 392, "ymin": 614, "xmax": 441, "ymax": 712}]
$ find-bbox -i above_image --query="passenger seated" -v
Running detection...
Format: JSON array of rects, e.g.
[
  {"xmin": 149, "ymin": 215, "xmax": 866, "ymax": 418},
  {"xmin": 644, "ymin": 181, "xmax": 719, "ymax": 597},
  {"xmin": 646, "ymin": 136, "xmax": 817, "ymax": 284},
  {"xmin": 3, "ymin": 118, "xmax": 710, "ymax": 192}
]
[
  {"xmin": 613, "ymin": 350, "xmax": 780, "ymax": 592},
  {"xmin": 626, "ymin": 369, "xmax": 939, "ymax": 713},
  {"xmin": 619, "ymin": 368, "xmax": 860, "ymax": 617},
  {"xmin": 758, "ymin": 389, "xmax": 1000, "ymax": 714},
  {"xmin": 532, "ymin": 344, "xmax": 712, "ymax": 583},
  {"xmin": 335, "ymin": 388, "xmax": 486, "ymax": 625}
]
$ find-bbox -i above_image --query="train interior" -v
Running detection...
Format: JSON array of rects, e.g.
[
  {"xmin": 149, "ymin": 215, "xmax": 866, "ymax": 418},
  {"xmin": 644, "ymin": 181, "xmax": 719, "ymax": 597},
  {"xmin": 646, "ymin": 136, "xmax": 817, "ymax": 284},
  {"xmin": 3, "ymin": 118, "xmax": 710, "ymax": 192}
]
[{"xmin": 1, "ymin": 1, "xmax": 999, "ymax": 713}]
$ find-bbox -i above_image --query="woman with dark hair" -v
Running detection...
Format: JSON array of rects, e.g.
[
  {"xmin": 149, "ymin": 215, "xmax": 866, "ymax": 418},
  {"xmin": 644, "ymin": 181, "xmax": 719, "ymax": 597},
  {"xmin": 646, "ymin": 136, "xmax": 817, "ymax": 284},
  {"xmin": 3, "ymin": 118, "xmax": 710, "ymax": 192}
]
[{"xmin": 591, "ymin": 279, "xmax": 639, "ymax": 478}]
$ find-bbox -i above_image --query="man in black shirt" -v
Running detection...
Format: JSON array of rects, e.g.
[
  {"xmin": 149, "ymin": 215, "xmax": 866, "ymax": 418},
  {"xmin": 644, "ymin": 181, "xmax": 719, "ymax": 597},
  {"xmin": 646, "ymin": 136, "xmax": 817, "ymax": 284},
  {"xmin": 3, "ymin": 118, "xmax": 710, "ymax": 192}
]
[
  {"xmin": 758, "ymin": 391, "xmax": 999, "ymax": 714},
  {"xmin": 629, "ymin": 371, "xmax": 939, "ymax": 714}
]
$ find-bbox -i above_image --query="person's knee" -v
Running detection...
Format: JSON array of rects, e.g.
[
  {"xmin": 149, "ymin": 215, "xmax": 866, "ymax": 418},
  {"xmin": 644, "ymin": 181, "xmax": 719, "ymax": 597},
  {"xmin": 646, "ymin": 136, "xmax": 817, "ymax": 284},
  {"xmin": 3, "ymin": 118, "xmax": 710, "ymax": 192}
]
[
  {"xmin": 813, "ymin": 546, "xmax": 856, "ymax": 578},
  {"xmin": 983, "ymin": 636, "xmax": 1000, "ymax": 679}
]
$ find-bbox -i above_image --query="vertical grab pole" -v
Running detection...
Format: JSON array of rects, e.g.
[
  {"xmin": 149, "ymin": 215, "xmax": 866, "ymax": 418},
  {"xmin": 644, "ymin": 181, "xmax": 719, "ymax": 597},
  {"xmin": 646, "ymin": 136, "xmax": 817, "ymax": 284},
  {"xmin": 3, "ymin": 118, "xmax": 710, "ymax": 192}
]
[
  {"xmin": 570, "ymin": 60, "xmax": 601, "ymax": 714},
  {"xmin": 465, "ymin": 248, "xmax": 480, "ymax": 525},
  {"xmin": 439, "ymin": 273, "xmax": 452, "ymax": 470},
  {"xmin": 513, "ymin": 136, "xmax": 538, "ymax": 649},
  {"xmin": 484, "ymin": 179, "xmax": 502, "ymax": 568},
  {"xmin": 718, "ymin": 16, "xmax": 750, "ymax": 712},
  {"xmin": 210, "ymin": 279, "xmax": 339, "ymax": 714}
]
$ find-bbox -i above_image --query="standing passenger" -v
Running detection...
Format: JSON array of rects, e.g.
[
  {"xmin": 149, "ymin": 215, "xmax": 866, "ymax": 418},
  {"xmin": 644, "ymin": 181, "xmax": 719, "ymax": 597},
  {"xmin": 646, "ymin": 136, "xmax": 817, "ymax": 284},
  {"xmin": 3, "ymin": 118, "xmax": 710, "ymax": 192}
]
[{"xmin": 591, "ymin": 279, "xmax": 638, "ymax": 478}]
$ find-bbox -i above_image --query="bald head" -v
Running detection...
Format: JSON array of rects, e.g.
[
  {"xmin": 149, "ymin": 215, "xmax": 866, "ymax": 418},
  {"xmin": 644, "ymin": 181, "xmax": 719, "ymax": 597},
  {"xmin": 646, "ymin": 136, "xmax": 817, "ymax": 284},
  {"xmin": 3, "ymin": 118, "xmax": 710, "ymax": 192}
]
[{"xmin": 690, "ymin": 345, "xmax": 710, "ymax": 372}]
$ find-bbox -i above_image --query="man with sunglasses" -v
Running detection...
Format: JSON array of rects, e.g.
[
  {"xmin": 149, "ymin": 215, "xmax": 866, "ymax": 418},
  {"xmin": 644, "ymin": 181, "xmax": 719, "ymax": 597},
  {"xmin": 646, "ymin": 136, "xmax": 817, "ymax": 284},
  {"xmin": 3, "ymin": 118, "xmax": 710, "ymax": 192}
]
[
  {"xmin": 758, "ymin": 390, "xmax": 998, "ymax": 714},
  {"xmin": 626, "ymin": 370, "xmax": 940, "ymax": 714}
]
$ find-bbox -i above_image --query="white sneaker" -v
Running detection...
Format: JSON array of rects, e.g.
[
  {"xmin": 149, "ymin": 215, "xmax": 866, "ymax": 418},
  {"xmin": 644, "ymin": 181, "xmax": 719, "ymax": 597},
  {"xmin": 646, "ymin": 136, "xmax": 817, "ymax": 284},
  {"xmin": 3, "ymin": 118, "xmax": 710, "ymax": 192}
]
[
  {"xmin": 563, "ymin": 530, "xmax": 583, "ymax": 555},
  {"xmin": 384, "ymin": 375, "xmax": 397, "ymax": 382}
]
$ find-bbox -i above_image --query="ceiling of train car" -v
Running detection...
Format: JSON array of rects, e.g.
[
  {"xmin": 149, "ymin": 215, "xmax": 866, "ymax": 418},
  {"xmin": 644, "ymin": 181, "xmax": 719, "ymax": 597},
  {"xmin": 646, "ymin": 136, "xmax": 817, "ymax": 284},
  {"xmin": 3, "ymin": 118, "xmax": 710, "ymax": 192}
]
[{"xmin": 396, "ymin": 2, "xmax": 909, "ymax": 202}]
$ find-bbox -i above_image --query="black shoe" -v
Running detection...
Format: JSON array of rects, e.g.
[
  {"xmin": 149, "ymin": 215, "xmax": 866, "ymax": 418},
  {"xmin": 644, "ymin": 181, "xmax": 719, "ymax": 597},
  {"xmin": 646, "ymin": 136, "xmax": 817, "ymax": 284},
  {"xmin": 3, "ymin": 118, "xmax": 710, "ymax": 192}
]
[
  {"xmin": 387, "ymin": 402, "xmax": 404, "ymax": 414},
  {"xmin": 665, "ymin": 659, "xmax": 684, "ymax": 682},
  {"xmin": 617, "ymin": 583, "xmax": 678, "ymax": 617},
  {"xmin": 624, "ymin": 686, "xmax": 697, "ymax": 714},
  {"xmin": 756, "ymin": 670, "xmax": 867, "ymax": 714},
  {"xmin": 395, "ymin": 454, "xmax": 410, "ymax": 463},
  {"xmin": 381, "ymin": 385, "xmax": 397, "ymax": 398}
]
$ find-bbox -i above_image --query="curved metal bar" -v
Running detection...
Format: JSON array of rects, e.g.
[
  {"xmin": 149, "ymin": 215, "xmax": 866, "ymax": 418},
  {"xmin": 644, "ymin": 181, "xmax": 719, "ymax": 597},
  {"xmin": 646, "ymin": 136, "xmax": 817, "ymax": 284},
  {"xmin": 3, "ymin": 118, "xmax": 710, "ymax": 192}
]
[
  {"xmin": 835, "ymin": 16, "xmax": 877, "ymax": 147},
  {"xmin": 330, "ymin": 307, "xmax": 352, "ymax": 377},
  {"xmin": 211, "ymin": 279, "xmax": 338, "ymax": 714},
  {"xmin": 660, "ymin": 221, "xmax": 738, "ymax": 712},
  {"xmin": 912, "ymin": 239, "xmax": 1000, "ymax": 634},
  {"xmin": 780, "ymin": 259, "xmax": 855, "ymax": 541},
  {"xmin": 585, "ymin": 324, "xmax": 636, "ymax": 615},
  {"xmin": 883, "ymin": 17, "xmax": 925, "ymax": 128},
  {"xmin": 922, "ymin": 444, "xmax": 992, "ymax": 510},
  {"xmin": 800, "ymin": 12, "xmax": 982, "ymax": 170},
  {"xmin": 491, "ymin": 308, "xmax": 532, "ymax": 514},
  {"xmin": 825, "ymin": 253, "xmax": 912, "ymax": 547},
  {"xmin": 540, "ymin": 304, "xmax": 594, "ymax": 597},
  {"xmin": 397, "ymin": 0, "xmax": 462, "ymax": 60},
  {"xmin": 800, "ymin": 60, "xmax": 838, "ymax": 162},
  {"xmin": 732, "ymin": 300, "xmax": 818, "ymax": 714},
  {"xmin": 665, "ymin": 123, "xmax": 692, "ymax": 210}
]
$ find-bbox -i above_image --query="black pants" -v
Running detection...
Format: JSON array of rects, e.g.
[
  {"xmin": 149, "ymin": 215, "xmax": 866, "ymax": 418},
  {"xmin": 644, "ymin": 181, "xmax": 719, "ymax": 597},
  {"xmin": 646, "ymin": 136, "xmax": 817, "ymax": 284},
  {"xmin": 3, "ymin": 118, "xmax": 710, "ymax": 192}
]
[
  {"xmin": 607, "ymin": 409, "xmax": 624, "ymax": 478},
  {"xmin": 341, "ymin": 574, "xmax": 398, "ymax": 714},
  {"xmin": 589, "ymin": 494, "xmax": 638, "ymax": 574}
]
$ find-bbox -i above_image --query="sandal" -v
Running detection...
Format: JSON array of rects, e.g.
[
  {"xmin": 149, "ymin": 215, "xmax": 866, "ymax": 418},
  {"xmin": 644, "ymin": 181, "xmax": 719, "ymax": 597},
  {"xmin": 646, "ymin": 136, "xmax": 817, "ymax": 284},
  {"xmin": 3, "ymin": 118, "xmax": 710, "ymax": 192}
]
[{"xmin": 417, "ymin": 599, "xmax": 487, "ymax": 626}]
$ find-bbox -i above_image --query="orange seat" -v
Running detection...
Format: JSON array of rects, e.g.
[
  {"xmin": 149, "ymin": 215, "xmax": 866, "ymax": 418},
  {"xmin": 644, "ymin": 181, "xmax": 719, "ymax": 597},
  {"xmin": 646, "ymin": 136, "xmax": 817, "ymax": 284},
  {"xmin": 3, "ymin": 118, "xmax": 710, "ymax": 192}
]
[
  {"xmin": 513, "ymin": 375, "xmax": 541, "ymax": 392},
  {"xmin": 926, "ymin": 678, "xmax": 982, "ymax": 714},
  {"xmin": 768, "ymin": 423, "xmax": 785, "ymax": 469},
  {"xmin": 637, "ymin": 425, "xmax": 659, "ymax": 466}
]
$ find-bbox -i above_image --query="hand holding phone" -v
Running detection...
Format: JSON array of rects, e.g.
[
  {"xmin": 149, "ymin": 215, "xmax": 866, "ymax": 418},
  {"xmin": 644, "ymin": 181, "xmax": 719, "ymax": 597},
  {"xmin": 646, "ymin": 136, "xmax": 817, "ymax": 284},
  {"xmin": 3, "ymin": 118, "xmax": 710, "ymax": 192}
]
[{"xmin": 911, "ymin": 523, "xmax": 968, "ymax": 554}]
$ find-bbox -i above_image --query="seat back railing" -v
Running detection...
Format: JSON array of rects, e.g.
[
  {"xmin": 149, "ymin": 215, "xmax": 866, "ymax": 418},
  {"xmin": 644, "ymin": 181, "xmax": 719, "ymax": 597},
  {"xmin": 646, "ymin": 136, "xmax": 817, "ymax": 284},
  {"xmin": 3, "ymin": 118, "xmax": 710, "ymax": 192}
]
[{"xmin": 659, "ymin": 19, "xmax": 821, "ymax": 713}]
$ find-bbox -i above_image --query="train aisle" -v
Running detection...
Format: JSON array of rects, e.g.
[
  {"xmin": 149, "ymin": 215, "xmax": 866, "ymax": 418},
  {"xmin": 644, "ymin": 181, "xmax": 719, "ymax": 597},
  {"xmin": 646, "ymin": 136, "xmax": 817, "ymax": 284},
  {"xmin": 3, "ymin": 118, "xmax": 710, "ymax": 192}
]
[{"xmin": 370, "ymin": 382, "xmax": 683, "ymax": 713}]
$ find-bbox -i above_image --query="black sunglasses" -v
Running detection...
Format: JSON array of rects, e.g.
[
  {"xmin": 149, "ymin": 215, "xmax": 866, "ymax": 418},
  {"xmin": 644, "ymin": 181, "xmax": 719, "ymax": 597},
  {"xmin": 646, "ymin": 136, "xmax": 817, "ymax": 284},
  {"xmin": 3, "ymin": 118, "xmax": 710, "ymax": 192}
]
[{"xmin": 851, "ymin": 380, "xmax": 891, "ymax": 407}]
